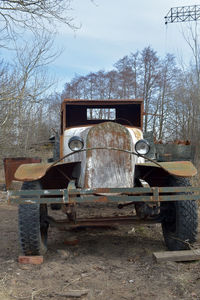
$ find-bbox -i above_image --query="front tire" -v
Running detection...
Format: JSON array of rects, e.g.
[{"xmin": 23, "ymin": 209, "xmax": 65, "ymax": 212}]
[
  {"xmin": 161, "ymin": 176, "xmax": 198, "ymax": 251},
  {"xmin": 18, "ymin": 181, "xmax": 49, "ymax": 255}
]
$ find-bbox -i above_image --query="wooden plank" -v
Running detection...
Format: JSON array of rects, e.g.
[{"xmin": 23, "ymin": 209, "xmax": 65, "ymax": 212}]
[
  {"xmin": 18, "ymin": 256, "xmax": 43, "ymax": 265},
  {"xmin": 153, "ymin": 250, "xmax": 200, "ymax": 262}
]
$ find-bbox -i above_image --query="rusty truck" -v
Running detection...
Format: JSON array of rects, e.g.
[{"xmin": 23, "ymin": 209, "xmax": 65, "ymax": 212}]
[{"xmin": 6, "ymin": 98, "xmax": 198, "ymax": 255}]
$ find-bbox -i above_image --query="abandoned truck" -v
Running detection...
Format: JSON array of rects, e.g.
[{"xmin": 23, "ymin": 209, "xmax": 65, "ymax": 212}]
[{"xmin": 6, "ymin": 98, "xmax": 199, "ymax": 255}]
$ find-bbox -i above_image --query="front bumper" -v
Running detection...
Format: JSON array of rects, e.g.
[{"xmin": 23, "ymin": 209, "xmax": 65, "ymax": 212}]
[{"xmin": 8, "ymin": 180, "xmax": 200, "ymax": 205}]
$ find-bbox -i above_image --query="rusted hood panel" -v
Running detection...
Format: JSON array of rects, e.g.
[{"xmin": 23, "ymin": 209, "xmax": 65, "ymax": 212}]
[
  {"xmin": 137, "ymin": 161, "xmax": 197, "ymax": 177},
  {"xmin": 85, "ymin": 122, "xmax": 135, "ymax": 188},
  {"xmin": 14, "ymin": 161, "xmax": 79, "ymax": 181}
]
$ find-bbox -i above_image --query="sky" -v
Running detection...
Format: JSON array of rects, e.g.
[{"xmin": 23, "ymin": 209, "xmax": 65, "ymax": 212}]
[
  {"xmin": 11, "ymin": 0, "xmax": 200, "ymax": 93},
  {"xmin": 50, "ymin": 0, "xmax": 200, "ymax": 93}
]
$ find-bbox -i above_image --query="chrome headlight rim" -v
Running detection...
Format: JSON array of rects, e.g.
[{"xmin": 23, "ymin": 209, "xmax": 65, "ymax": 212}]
[
  {"xmin": 68, "ymin": 136, "xmax": 84, "ymax": 151},
  {"xmin": 135, "ymin": 139, "xmax": 150, "ymax": 155}
]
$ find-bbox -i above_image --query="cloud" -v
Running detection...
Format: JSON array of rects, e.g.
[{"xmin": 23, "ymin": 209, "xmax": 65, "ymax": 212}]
[{"xmin": 52, "ymin": 0, "xmax": 199, "ymax": 90}]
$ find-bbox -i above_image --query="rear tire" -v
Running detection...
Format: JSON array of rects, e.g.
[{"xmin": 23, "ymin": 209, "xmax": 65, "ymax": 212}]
[
  {"xmin": 18, "ymin": 181, "xmax": 49, "ymax": 255},
  {"xmin": 161, "ymin": 176, "xmax": 198, "ymax": 251}
]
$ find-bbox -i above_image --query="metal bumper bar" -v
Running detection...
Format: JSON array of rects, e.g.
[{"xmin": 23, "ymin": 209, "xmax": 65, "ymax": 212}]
[{"xmin": 7, "ymin": 182, "xmax": 200, "ymax": 205}]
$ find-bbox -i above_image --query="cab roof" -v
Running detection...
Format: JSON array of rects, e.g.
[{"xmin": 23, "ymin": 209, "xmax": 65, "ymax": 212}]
[{"xmin": 62, "ymin": 98, "xmax": 143, "ymax": 108}]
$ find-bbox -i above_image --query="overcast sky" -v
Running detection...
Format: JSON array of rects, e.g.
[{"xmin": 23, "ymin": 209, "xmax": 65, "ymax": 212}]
[{"xmin": 50, "ymin": 0, "xmax": 200, "ymax": 92}]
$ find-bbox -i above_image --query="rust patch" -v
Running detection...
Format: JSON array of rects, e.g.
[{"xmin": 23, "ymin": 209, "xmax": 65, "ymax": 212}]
[
  {"xmin": 94, "ymin": 196, "xmax": 108, "ymax": 203},
  {"xmin": 93, "ymin": 188, "xmax": 110, "ymax": 193},
  {"xmin": 85, "ymin": 122, "xmax": 134, "ymax": 188},
  {"xmin": 4, "ymin": 157, "xmax": 41, "ymax": 189},
  {"xmin": 60, "ymin": 134, "xmax": 64, "ymax": 159},
  {"xmin": 129, "ymin": 128, "xmax": 143, "ymax": 140}
]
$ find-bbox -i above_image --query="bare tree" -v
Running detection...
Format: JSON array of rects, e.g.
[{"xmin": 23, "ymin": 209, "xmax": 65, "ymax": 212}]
[
  {"xmin": 139, "ymin": 47, "xmax": 160, "ymax": 132},
  {"xmin": 178, "ymin": 23, "xmax": 200, "ymax": 150},
  {"xmin": 154, "ymin": 54, "xmax": 178, "ymax": 140},
  {"xmin": 182, "ymin": 23, "xmax": 200, "ymax": 84},
  {"xmin": 0, "ymin": 0, "xmax": 76, "ymax": 37},
  {"xmin": 114, "ymin": 56, "xmax": 134, "ymax": 99},
  {"xmin": 0, "ymin": 33, "xmax": 58, "ymax": 158},
  {"xmin": 62, "ymin": 47, "xmax": 183, "ymax": 139}
]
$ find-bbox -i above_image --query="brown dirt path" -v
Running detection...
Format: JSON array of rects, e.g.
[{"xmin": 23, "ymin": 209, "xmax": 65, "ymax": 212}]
[{"xmin": 0, "ymin": 192, "xmax": 200, "ymax": 300}]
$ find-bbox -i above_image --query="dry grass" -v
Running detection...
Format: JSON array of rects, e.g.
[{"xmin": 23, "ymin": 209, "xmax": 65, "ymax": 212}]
[
  {"xmin": 191, "ymin": 162, "xmax": 200, "ymax": 187},
  {"xmin": 0, "ymin": 168, "xmax": 5, "ymax": 184}
]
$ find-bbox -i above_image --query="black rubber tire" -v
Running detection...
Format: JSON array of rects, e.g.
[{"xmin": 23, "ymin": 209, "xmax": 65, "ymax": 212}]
[
  {"xmin": 18, "ymin": 181, "xmax": 49, "ymax": 255},
  {"xmin": 161, "ymin": 176, "xmax": 198, "ymax": 251}
]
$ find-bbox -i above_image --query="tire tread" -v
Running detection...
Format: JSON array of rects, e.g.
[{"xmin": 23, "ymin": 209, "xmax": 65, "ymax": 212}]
[
  {"xmin": 18, "ymin": 181, "xmax": 47, "ymax": 255},
  {"xmin": 162, "ymin": 176, "xmax": 198, "ymax": 251}
]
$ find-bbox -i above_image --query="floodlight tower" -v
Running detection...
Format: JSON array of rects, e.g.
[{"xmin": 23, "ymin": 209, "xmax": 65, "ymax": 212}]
[{"xmin": 165, "ymin": 5, "xmax": 200, "ymax": 24}]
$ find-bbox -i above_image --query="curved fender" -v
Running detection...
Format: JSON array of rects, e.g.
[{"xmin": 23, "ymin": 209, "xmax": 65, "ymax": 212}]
[
  {"xmin": 14, "ymin": 161, "xmax": 80, "ymax": 182},
  {"xmin": 136, "ymin": 161, "xmax": 197, "ymax": 178}
]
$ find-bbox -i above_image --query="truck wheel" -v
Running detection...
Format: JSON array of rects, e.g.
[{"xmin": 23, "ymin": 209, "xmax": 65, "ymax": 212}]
[
  {"xmin": 18, "ymin": 181, "xmax": 49, "ymax": 255},
  {"xmin": 161, "ymin": 176, "xmax": 198, "ymax": 251}
]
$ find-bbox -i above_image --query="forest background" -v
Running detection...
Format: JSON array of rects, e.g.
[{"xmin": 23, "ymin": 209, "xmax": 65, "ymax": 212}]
[{"xmin": 0, "ymin": 1, "xmax": 200, "ymax": 165}]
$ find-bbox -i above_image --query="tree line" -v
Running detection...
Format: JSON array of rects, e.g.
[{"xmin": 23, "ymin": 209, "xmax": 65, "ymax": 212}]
[
  {"xmin": 1, "ymin": 44, "xmax": 199, "ymax": 160},
  {"xmin": 0, "ymin": 1, "xmax": 200, "ymax": 163},
  {"xmin": 0, "ymin": 0, "xmax": 75, "ymax": 161},
  {"xmin": 61, "ymin": 46, "xmax": 200, "ymax": 147}
]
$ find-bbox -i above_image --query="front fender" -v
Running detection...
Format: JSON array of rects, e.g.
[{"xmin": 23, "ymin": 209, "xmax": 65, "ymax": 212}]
[
  {"xmin": 136, "ymin": 161, "xmax": 197, "ymax": 178},
  {"xmin": 14, "ymin": 161, "xmax": 81, "ymax": 189}
]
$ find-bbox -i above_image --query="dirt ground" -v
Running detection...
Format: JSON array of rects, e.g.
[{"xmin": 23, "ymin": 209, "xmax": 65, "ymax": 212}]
[{"xmin": 0, "ymin": 192, "xmax": 200, "ymax": 300}]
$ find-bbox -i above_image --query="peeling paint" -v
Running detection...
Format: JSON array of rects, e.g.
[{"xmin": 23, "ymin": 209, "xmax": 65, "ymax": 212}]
[
  {"xmin": 44, "ymin": 190, "xmax": 50, "ymax": 194},
  {"xmin": 85, "ymin": 122, "xmax": 135, "ymax": 188},
  {"xmin": 24, "ymin": 200, "xmax": 35, "ymax": 204},
  {"xmin": 62, "ymin": 123, "xmax": 146, "ymax": 189}
]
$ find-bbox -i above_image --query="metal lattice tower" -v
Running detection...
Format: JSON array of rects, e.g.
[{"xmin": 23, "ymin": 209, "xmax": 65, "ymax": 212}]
[{"xmin": 165, "ymin": 5, "xmax": 200, "ymax": 24}]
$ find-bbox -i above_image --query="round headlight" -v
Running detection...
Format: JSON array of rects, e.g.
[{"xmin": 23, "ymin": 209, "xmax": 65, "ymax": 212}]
[
  {"xmin": 68, "ymin": 136, "xmax": 84, "ymax": 151},
  {"xmin": 135, "ymin": 139, "xmax": 150, "ymax": 155}
]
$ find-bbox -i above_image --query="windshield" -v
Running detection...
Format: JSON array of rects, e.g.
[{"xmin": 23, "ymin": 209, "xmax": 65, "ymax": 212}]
[{"xmin": 65, "ymin": 103, "xmax": 142, "ymax": 128}]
